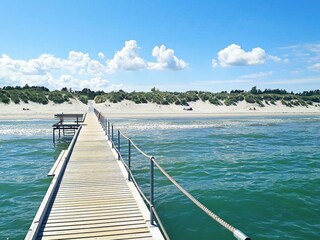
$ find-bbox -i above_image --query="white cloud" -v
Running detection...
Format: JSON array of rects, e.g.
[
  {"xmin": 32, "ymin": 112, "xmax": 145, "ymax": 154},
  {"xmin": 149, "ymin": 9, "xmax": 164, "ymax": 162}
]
[
  {"xmin": 51, "ymin": 75, "xmax": 109, "ymax": 91},
  {"xmin": 98, "ymin": 52, "xmax": 105, "ymax": 59},
  {"xmin": 106, "ymin": 40, "xmax": 187, "ymax": 71},
  {"xmin": 106, "ymin": 40, "xmax": 147, "ymax": 72},
  {"xmin": 149, "ymin": 45, "xmax": 187, "ymax": 70},
  {"xmin": 267, "ymin": 55, "xmax": 281, "ymax": 62},
  {"xmin": 212, "ymin": 44, "xmax": 281, "ymax": 67},
  {"xmin": 240, "ymin": 71, "xmax": 274, "ymax": 79},
  {"xmin": 217, "ymin": 44, "xmax": 266, "ymax": 66},
  {"xmin": 308, "ymin": 63, "xmax": 320, "ymax": 71},
  {"xmin": 211, "ymin": 59, "xmax": 218, "ymax": 68},
  {"xmin": 279, "ymin": 43, "xmax": 320, "ymax": 63},
  {"xmin": 0, "ymin": 52, "xmax": 108, "ymax": 90},
  {"xmin": 0, "ymin": 40, "xmax": 188, "ymax": 90}
]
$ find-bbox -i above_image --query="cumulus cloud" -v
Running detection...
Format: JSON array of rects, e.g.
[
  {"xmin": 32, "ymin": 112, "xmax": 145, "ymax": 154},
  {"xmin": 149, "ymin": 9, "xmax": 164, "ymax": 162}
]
[
  {"xmin": 0, "ymin": 52, "xmax": 109, "ymax": 90},
  {"xmin": 212, "ymin": 44, "xmax": 281, "ymax": 67},
  {"xmin": 106, "ymin": 40, "xmax": 147, "ymax": 72},
  {"xmin": 51, "ymin": 75, "xmax": 110, "ymax": 91},
  {"xmin": 106, "ymin": 40, "xmax": 187, "ymax": 71},
  {"xmin": 98, "ymin": 52, "xmax": 105, "ymax": 59},
  {"xmin": 0, "ymin": 40, "xmax": 187, "ymax": 90},
  {"xmin": 149, "ymin": 45, "xmax": 187, "ymax": 70}
]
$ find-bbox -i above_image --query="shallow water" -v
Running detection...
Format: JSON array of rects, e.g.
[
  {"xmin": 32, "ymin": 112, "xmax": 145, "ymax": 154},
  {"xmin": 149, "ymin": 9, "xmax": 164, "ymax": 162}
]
[{"xmin": 1, "ymin": 116, "xmax": 319, "ymax": 239}]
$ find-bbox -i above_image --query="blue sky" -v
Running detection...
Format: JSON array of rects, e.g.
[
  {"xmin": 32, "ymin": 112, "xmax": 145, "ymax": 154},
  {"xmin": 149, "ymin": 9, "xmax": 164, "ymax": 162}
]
[{"xmin": 0, "ymin": 0, "xmax": 319, "ymax": 92}]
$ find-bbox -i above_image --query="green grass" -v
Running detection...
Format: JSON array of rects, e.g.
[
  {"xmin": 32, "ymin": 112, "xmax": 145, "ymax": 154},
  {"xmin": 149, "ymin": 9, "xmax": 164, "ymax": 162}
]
[{"xmin": 1, "ymin": 86, "xmax": 320, "ymax": 108}]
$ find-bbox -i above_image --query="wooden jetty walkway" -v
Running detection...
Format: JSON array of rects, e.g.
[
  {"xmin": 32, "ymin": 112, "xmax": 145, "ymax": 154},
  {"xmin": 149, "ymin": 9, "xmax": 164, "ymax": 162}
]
[{"xmin": 26, "ymin": 112, "xmax": 163, "ymax": 240}]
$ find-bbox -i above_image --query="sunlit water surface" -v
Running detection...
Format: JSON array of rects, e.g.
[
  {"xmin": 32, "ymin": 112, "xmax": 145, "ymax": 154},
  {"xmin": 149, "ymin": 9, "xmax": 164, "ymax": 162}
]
[{"xmin": 1, "ymin": 116, "xmax": 319, "ymax": 239}]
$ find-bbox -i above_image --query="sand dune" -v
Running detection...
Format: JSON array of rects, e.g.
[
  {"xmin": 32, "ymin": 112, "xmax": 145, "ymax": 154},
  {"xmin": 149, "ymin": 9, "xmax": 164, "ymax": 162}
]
[
  {"xmin": 1, "ymin": 99, "xmax": 320, "ymax": 120},
  {"xmin": 94, "ymin": 100, "xmax": 320, "ymax": 118}
]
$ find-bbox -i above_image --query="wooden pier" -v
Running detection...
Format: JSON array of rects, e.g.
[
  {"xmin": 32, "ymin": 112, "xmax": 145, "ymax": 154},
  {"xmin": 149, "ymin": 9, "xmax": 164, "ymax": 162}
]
[
  {"xmin": 52, "ymin": 113, "xmax": 86, "ymax": 142},
  {"xmin": 26, "ymin": 112, "xmax": 163, "ymax": 239}
]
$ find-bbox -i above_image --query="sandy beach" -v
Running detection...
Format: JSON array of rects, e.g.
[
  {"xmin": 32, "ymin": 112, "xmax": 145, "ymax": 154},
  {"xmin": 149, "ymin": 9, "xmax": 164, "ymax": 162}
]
[
  {"xmin": 94, "ymin": 100, "xmax": 320, "ymax": 119},
  {"xmin": 1, "ymin": 99, "xmax": 320, "ymax": 120},
  {"xmin": 0, "ymin": 99, "xmax": 88, "ymax": 120}
]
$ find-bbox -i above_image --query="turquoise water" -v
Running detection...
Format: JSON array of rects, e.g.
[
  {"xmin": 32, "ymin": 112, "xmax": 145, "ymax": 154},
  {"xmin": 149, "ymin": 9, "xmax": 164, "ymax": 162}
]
[
  {"xmin": 1, "ymin": 116, "xmax": 320, "ymax": 239},
  {"xmin": 113, "ymin": 116, "xmax": 320, "ymax": 240},
  {"xmin": 0, "ymin": 120, "xmax": 67, "ymax": 240}
]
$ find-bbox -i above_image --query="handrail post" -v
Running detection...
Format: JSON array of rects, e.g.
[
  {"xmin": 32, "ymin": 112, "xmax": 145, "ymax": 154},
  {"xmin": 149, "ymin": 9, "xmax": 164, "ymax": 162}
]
[
  {"xmin": 108, "ymin": 121, "xmax": 110, "ymax": 138},
  {"xmin": 150, "ymin": 157, "xmax": 155, "ymax": 225},
  {"xmin": 117, "ymin": 130, "xmax": 121, "ymax": 160},
  {"xmin": 128, "ymin": 139, "xmax": 131, "ymax": 181},
  {"xmin": 105, "ymin": 119, "xmax": 107, "ymax": 134},
  {"xmin": 111, "ymin": 124, "xmax": 114, "ymax": 148}
]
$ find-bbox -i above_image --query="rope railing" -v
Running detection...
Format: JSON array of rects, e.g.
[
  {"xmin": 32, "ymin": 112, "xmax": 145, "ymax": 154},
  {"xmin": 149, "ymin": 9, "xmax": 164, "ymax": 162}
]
[{"xmin": 94, "ymin": 108, "xmax": 250, "ymax": 240}]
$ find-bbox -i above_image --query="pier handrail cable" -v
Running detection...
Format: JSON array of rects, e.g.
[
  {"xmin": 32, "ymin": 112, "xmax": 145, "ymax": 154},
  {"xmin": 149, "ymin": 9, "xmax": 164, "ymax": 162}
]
[{"xmin": 94, "ymin": 108, "xmax": 250, "ymax": 240}]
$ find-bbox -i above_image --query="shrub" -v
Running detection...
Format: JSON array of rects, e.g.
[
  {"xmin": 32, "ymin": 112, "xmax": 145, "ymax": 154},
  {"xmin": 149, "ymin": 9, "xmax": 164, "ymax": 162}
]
[
  {"xmin": 209, "ymin": 97, "xmax": 221, "ymax": 105},
  {"xmin": 245, "ymin": 95, "xmax": 256, "ymax": 104},
  {"xmin": 48, "ymin": 92, "xmax": 65, "ymax": 103},
  {"xmin": 8, "ymin": 92, "xmax": 20, "ymax": 104},
  {"xmin": 0, "ymin": 92, "xmax": 10, "ymax": 104},
  {"xmin": 224, "ymin": 98, "xmax": 237, "ymax": 106},
  {"xmin": 94, "ymin": 95, "xmax": 108, "ymax": 103},
  {"xmin": 18, "ymin": 92, "xmax": 29, "ymax": 103},
  {"xmin": 78, "ymin": 95, "xmax": 88, "ymax": 104},
  {"xmin": 28, "ymin": 92, "xmax": 48, "ymax": 104}
]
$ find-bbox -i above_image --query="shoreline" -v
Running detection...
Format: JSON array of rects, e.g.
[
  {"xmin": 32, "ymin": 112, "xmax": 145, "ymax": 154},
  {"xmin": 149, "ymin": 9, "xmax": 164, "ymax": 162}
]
[
  {"xmin": 1, "ymin": 100, "xmax": 320, "ymax": 120},
  {"xmin": 94, "ymin": 100, "xmax": 320, "ymax": 119},
  {"xmin": 92, "ymin": 111, "xmax": 320, "ymax": 119}
]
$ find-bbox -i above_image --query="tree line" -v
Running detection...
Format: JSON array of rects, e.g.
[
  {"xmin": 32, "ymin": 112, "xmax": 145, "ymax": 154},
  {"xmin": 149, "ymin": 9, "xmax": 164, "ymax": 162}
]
[{"xmin": 1, "ymin": 85, "xmax": 320, "ymax": 108}]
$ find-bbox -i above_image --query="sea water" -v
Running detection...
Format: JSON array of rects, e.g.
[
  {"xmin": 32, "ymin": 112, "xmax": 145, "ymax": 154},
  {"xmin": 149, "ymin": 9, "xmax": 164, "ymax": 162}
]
[
  {"xmin": 113, "ymin": 116, "xmax": 320, "ymax": 240},
  {"xmin": 1, "ymin": 116, "xmax": 319, "ymax": 239},
  {"xmin": 0, "ymin": 120, "xmax": 67, "ymax": 239}
]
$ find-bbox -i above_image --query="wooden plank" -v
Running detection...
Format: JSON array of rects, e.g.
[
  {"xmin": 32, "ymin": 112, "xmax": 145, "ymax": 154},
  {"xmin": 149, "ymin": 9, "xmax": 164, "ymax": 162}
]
[
  {"xmin": 30, "ymin": 112, "xmax": 160, "ymax": 240},
  {"xmin": 42, "ymin": 216, "xmax": 144, "ymax": 228},
  {"xmin": 41, "ymin": 219, "xmax": 146, "ymax": 232},
  {"xmin": 39, "ymin": 228, "xmax": 151, "ymax": 239},
  {"xmin": 40, "ymin": 232, "xmax": 152, "ymax": 240},
  {"xmin": 41, "ymin": 224, "xmax": 149, "ymax": 236},
  {"xmin": 46, "ymin": 209, "xmax": 141, "ymax": 220},
  {"xmin": 47, "ymin": 150, "xmax": 66, "ymax": 176},
  {"xmin": 44, "ymin": 213, "xmax": 144, "ymax": 224}
]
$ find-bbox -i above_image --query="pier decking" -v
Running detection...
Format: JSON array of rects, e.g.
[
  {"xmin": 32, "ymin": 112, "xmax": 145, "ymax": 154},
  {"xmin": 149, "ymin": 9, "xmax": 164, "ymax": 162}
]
[{"xmin": 26, "ymin": 112, "xmax": 162, "ymax": 239}]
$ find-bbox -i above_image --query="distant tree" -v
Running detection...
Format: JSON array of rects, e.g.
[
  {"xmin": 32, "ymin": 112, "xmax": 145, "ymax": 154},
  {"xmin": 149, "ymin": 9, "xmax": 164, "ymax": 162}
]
[
  {"xmin": 230, "ymin": 89, "xmax": 244, "ymax": 93},
  {"xmin": 250, "ymin": 86, "xmax": 258, "ymax": 94}
]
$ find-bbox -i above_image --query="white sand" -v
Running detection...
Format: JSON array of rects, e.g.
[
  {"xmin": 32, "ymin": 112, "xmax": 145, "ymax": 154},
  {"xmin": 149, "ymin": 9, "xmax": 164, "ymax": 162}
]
[
  {"xmin": 1, "ymin": 99, "xmax": 320, "ymax": 120},
  {"xmin": 0, "ymin": 99, "xmax": 88, "ymax": 120},
  {"xmin": 94, "ymin": 100, "xmax": 320, "ymax": 119}
]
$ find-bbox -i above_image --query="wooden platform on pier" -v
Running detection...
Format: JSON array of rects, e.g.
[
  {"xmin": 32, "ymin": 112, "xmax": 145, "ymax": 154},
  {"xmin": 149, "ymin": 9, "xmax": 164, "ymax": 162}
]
[{"xmin": 27, "ymin": 112, "xmax": 161, "ymax": 239}]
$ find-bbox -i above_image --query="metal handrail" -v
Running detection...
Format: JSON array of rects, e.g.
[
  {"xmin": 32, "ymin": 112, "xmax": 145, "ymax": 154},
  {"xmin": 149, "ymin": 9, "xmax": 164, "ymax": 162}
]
[{"xmin": 94, "ymin": 108, "xmax": 250, "ymax": 240}]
